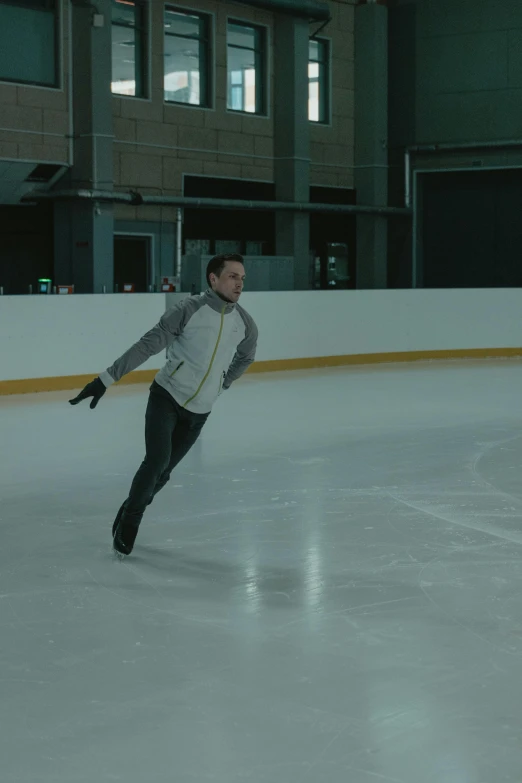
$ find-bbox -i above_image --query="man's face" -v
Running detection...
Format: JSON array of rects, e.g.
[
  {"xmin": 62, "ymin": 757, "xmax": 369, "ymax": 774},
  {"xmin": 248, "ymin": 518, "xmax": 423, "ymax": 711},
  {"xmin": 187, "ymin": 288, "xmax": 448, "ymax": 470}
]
[{"xmin": 210, "ymin": 261, "xmax": 245, "ymax": 303}]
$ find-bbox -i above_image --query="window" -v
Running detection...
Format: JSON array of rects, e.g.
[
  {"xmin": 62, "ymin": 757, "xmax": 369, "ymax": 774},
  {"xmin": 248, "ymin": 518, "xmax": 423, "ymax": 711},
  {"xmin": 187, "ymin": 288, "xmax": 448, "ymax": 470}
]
[
  {"xmin": 164, "ymin": 7, "xmax": 210, "ymax": 107},
  {"xmin": 0, "ymin": 0, "xmax": 58, "ymax": 87},
  {"xmin": 227, "ymin": 21, "xmax": 266, "ymax": 115},
  {"xmin": 309, "ymin": 38, "xmax": 329, "ymax": 123},
  {"xmin": 111, "ymin": 0, "xmax": 147, "ymax": 97}
]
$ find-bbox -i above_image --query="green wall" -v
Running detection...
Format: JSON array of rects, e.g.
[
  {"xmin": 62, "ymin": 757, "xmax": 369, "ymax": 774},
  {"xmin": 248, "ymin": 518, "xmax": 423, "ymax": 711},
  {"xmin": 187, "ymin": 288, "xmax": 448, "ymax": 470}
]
[
  {"xmin": 387, "ymin": 0, "xmax": 522, "ymax": 288},
  {"xmin": 389, "ymin": 0, "xmax": 522, "ymax": 146}
]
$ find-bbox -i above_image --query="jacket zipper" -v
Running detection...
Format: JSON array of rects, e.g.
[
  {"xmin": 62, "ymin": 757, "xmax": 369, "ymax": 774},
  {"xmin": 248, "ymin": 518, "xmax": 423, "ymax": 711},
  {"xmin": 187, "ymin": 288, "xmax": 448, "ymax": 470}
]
[
  {"xmin": 169, "ymin": 360, "xmax": 184, "ymax": 377},
  {"xmin": 183, "ymin": 305, "xmax": 226, "ymax": 407}
]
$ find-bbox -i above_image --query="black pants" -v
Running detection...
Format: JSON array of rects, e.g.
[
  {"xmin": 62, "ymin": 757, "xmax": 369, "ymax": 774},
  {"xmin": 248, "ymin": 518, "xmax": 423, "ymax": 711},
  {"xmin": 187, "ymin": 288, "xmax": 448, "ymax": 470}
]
[{"xmin": 121, "ymin": 381, "xmax": 209, "ymax": 528}]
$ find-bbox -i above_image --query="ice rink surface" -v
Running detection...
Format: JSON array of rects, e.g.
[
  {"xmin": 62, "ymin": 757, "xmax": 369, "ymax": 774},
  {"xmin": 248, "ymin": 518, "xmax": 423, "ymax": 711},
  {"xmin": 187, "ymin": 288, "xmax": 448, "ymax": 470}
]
[{"xmin": 2, "ymin": 359, "xmax": 522, "ymax": 783}]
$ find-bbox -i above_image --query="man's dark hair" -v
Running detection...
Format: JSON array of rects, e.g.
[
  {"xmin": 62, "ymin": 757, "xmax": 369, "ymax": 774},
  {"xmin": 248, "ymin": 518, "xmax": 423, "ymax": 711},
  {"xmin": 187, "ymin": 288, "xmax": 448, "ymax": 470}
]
[{"xmin": 206, "ymin": 253, "xmax": 244, "ymax": 286}]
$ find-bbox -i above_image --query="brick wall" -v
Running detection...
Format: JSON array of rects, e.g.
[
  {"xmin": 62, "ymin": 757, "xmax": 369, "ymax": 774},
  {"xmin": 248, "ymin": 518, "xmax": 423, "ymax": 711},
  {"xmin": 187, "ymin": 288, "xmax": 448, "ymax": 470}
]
[
  {"xmin": 0, "ymin": 0, "xmax": 354, "ymax": 198},
  {"xmin": 113, "ymin": 0, "xmax": 354, "ymax": 199}
]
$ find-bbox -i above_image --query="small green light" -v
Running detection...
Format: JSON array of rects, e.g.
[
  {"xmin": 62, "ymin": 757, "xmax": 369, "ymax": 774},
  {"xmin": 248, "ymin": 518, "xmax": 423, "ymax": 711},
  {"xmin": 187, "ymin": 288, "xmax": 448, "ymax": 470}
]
[{"xmin": 39, "ymin": 278, "xmax": 52, "ymax": 282}]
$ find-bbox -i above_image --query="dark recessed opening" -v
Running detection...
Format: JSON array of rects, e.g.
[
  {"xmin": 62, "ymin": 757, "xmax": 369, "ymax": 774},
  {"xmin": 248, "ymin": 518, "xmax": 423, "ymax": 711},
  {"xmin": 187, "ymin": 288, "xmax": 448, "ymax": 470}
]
[{"xmin": 25, "ymin": 164, "xmax": 62, "ymax": 183}]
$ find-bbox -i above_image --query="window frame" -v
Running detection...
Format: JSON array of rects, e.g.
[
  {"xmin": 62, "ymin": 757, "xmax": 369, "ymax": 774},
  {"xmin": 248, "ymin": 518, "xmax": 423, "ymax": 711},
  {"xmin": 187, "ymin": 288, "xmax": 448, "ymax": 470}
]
[
  {"xmin": 163, "ymin": 4, "xmax": 213, "ymax": 109},
  {"xmin": 308, "ymin": 35, "xmax": 331, "ymax": 125},
  {"xmin": 111, "ymin": 0, "xmax": 149, "ymax": 100},
  {"xmin": 0, "ymin": 0, "xmax": 61, "ymax": 89},
  {"xmin": 226, "ymin": 17, "xmax": 269, "ymax": 117}
]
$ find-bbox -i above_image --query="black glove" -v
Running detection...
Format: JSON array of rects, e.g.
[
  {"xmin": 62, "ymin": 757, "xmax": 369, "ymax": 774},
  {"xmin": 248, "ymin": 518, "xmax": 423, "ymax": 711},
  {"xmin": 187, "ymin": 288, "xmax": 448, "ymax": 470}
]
[{"xmin": 69, "ymin": 377, "xmax": 107, "ymax": 410}]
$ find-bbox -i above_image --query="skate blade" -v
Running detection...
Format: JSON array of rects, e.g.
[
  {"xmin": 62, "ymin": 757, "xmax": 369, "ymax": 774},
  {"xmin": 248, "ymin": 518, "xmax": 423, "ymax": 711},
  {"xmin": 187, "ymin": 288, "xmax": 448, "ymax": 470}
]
[{"xmin": 112, "ymin": 546, "xmax": 127, "ymax": 562}]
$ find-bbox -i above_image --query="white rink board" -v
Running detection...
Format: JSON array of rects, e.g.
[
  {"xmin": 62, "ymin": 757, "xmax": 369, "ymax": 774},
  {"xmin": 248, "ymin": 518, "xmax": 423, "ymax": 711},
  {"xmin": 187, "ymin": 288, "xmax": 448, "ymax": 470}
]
[
  {"xmin": 2, "ymin": 288, "xmax": 522, "ymax": 382},
  {"xmin": 0, "ymin": 294, "xmax": 167, "ymax": 382}
]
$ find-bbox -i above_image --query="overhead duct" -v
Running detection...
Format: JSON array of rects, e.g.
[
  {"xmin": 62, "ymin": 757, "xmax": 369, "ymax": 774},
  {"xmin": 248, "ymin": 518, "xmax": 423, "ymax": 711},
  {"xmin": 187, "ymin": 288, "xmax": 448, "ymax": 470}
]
[
  {"xmin": 229, "ymin": 0, "xmax": 331, "ymax": 22},
  {"xmin": 23, "ymin": 189, "xmax": 411, "ymax": 217},
  {"xmin": 0, "ymin": 161, "xmax": 67, "ymax": 206}
]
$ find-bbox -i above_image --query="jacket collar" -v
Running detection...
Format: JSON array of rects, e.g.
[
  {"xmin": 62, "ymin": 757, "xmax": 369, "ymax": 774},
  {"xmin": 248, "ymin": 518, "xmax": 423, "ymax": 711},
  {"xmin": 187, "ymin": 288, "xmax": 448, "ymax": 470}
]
[{"xmin": 203, "ymin": 288, "xmax": 236, "ymax": 314}]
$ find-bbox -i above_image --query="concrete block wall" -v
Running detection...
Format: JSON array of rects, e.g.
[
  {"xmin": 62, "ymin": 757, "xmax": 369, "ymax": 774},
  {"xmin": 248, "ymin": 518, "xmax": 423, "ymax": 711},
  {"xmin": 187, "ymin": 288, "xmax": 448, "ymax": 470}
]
[
  {"xmin": 0, "ymin": 2, "xmax": 70, "ymax": 166},
  {"xmin": 310, "ymin": 0, "xmax": 355, "ymax": 189},
  {"xmin": 112, "ymin": 0, "xmax": 276, "ymax": 202}
]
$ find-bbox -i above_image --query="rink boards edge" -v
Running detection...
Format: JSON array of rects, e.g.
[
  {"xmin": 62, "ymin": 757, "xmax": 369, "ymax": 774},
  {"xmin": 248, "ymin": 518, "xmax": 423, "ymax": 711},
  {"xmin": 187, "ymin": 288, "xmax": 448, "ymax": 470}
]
[{"xmin": 2, "ymin": 346, "xmax": 522, "ymax": 396}]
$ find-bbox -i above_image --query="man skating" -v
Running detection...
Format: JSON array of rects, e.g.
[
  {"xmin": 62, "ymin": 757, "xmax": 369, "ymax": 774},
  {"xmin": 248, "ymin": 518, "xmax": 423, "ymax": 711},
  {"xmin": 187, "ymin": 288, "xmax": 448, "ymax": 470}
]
[{"xmin": 70, "ymin": 253, "xmax": 257, "ymax": 557}]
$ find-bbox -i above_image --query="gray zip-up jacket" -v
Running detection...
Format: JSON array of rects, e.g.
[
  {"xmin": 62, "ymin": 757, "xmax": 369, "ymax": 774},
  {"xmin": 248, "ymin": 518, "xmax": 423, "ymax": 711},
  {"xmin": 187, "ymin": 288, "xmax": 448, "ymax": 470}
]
[{"xmin": 99, "ymin": 290, "xmax": 258, "ymax": 414}]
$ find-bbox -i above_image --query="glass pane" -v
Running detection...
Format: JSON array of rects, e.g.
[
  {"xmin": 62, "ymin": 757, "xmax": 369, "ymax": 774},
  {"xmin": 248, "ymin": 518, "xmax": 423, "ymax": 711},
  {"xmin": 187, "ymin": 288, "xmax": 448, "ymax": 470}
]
[
  {"xmin": 165, "ymin": 8, "xmax": 202, "ymax": 39},
  {"xmin": 308, "ymin": 42, "xmax": 327, "ymax": 122},
  {"xmin": 0, "ymin": 3, "xmax": 56, "ymax": 86},
  {"xmin": 164, "ymin": 33, "xmax": 202, "ymax": 105},
  {"xmin": 227, "ymin": 22, "xmax": 256, "ymax": 50},
  {"xmin": 227, "ymin": 44, "xmax": 257, "ymax": 113},
  {"xmin": 310, "ymin": 38, "xmax": 327, "ymax": 64},
  {"xmin": 309, "ymin": 40, "xmax": 319, "ymax": 62},
  {"xmin": 111, "ymin": 0, "xmax": 136, "ymax": 28},
  {"xmin": 112, "ymin": 23, "xmax": 136, "ymax": 96},
  {"xmin": 308, "ymin": 71, "xmax": 319, "ymax": 122}
]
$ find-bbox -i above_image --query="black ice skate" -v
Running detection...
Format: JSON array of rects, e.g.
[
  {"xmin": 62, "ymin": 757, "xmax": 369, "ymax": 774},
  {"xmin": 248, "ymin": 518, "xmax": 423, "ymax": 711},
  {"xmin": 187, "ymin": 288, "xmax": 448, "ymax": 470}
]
[
  {"xmin": 113, "ymin": 517, "xmax": 140, "ymax": 556},
  {"xmin": 112, "ymin": 502, "xmax": 126, "ymax": 538}
]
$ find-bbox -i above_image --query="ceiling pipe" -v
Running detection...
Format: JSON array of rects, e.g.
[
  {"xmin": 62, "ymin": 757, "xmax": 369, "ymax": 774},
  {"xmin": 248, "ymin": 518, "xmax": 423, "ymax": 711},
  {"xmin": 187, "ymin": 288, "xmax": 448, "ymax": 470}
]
[{"xmin": 22, "ymin": 189, "xmax": 411, "ymax": 217}]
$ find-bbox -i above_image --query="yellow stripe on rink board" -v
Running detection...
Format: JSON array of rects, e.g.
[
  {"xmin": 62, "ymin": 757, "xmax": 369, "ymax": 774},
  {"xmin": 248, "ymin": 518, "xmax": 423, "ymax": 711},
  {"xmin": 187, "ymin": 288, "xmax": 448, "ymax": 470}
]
[
  {"xmin": 248, "ymin": 347, "xmax": 522, "ymax": 374},
  {"xmin": 0, "ymin": 371, "xmax": 159, "ymax": 397},
  {"xmin": 2, "ymin": 346, "xmax": 522, "ymax": 396}
]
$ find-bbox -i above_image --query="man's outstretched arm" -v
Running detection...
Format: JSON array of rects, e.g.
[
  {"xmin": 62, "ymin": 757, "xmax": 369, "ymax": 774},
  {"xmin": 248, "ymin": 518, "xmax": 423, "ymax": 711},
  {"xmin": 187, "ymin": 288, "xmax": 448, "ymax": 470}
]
[{"xmin": 69, "ymin": 301, "xmax": 189, "ymax": 409}]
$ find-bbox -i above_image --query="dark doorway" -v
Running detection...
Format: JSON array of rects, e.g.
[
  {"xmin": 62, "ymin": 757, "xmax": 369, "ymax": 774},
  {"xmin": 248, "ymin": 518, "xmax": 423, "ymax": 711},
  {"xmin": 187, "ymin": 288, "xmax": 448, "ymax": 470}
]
[
  {"xmin": 310, "ymin": 186, "xmax": 356, "ymax": 289},
  {"xmin": 420, "ymin": 168, "xmax": 522, "ymax": 288},
  {"xmin": 0, "ymin": 204, "xmax": 53, "ymax": 294},
  {"xmin": 114, "ymin": 234, "xmax": 151, "ymax": 293}
]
